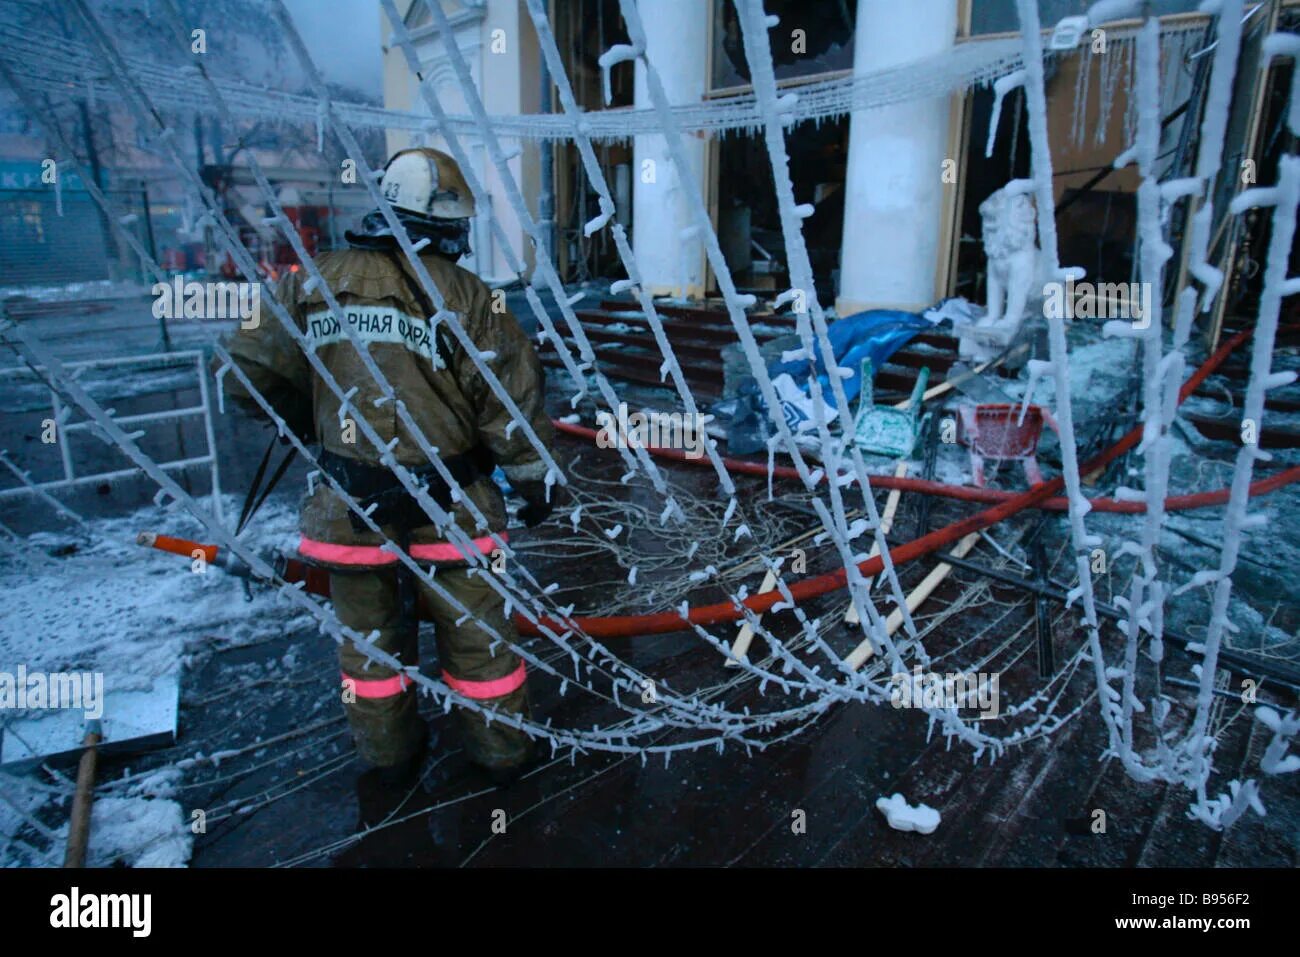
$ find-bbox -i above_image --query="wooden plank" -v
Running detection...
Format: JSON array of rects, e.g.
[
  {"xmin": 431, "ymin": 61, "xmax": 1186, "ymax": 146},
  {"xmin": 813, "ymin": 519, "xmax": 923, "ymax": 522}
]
[
  {"xmin": 1184, "ymin": 413, "xmax": 1300, "ymax": 449},
  {"xmin": 726, "ymin": 568, "xmax": 778, "ymax": 667},
  {"xmin": 891, "ymin": 352, "xmax": 1009, "ymax": 409},
  {"xmin": 888, "ymin": 349, "xmax": 957, "ymax": 373},
  {"xmin": 845, "ymin": 532, "xmax": 981, "ymax": 670},
  {"xmin": 936, "ymin": 86, "xmax": 971, "ymax": 300}
]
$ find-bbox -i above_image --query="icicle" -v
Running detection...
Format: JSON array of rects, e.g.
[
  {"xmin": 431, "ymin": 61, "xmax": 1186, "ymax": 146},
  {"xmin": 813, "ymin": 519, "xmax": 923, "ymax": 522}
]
[
  {"xmin": 596, "ymin": 44, "xmax": 639, "ymax": 107},
  {"xmin": 1262, "ymin": 35, "xmax": 1300, "ymax": 136},
  {"xmin": 584, "ymin": 211, "xmax": 612, "ymax": 236},
  {"xmin": 986, "ymin": 70, "xmax": 1026, "ymax": 157},
  {"xmin": 1070, "ymin": 42, "xmax": 1090, "ymax": 147}
]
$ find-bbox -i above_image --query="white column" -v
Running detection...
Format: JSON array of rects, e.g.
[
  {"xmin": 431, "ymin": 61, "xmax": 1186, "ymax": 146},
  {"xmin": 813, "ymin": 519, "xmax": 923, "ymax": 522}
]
[
  {"xmin": 837, "ymin": 0, "xmax": 958, "ymax": 315},
  {"xmin": 480, "ymin": 0, "xmax": 539, "ymax": 282},
  {"xmin": 632, "ymin": 0, "xmax": 709, "ymax": 299}
]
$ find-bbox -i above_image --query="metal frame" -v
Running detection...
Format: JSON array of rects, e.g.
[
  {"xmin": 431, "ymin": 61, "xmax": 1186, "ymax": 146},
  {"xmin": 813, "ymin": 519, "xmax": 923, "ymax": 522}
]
[{"xmin": 0, "ymin": 349, "xmax": 223, "ymax": 519}]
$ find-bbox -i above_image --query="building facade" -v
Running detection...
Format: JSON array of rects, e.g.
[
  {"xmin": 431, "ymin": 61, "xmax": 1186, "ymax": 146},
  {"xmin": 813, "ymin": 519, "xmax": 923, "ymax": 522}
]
[{"xmin": 381, "ymin": 0, "xmax": 1289, "ymax": 336}]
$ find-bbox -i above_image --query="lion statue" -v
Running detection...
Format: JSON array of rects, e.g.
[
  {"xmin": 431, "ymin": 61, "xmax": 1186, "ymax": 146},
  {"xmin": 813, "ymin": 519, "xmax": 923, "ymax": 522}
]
[{"xmin": 959, "ymin": 185, "xmax": 1042, "ymax": 362}]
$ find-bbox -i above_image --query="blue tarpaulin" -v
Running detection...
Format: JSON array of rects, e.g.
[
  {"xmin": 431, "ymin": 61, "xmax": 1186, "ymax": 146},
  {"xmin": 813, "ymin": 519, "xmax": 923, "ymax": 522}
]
[
  {"xmin": 726, "ymin": 309, "xmax": 933, "ymax": 454},
  {"xmin": 767, "ymin": 309, "xmax": 932, "ymax": 410}
]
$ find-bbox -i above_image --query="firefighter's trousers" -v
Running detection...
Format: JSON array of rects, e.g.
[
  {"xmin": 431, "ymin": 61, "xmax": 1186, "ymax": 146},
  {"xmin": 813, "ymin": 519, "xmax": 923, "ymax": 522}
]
[{"xmin": 330, "ymin": 565, "xmax": 532, "ymax": 770}]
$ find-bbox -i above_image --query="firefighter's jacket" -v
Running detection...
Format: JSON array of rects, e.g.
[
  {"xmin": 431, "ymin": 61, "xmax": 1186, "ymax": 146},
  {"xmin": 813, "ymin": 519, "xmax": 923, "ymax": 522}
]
[{"xmin": 220, "ymin": 248, "xmax": 553, "ymax": 568}]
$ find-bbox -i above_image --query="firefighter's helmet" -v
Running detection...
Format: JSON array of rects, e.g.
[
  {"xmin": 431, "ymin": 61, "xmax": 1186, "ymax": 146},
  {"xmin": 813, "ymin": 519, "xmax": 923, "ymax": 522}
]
[{"xmin": 379, "ymin": 148, "xmax": 475, "ymax": 220}]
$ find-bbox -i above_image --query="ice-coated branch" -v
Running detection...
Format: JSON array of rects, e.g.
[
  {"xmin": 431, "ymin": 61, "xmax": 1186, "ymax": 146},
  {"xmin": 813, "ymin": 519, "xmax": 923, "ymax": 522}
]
[
  {"xmin": 1256, "ymin": 706, "xmax": 1300, "ymax": 776},
  {"xmin": 521, "ymin": 0, "xmax": 741, "ymax": 500},
  {"xmin": 8, "ymin": 2, "xmax": 783, "ymax": 747},
  {"xmin": 732, "ymin": 0, "xmax": 917, "ymax": 654},
  {"xmin": 378, "ymin": 0, "xmax": 694, "ymax": 513},
  {"xmin": 260, "ymin": 0, "xmax": 564, "ymax": 485},
  {"xmin": 1015, "ymin": 0, "xmax": 1118, "ymax": 752},
  {"xmin": 1184, "ymin": 154, "xmax": 1299, "ymax": 825},
  {"xmin": 142, "ymin": 0, "xmax": 649, "ymax": 669}
]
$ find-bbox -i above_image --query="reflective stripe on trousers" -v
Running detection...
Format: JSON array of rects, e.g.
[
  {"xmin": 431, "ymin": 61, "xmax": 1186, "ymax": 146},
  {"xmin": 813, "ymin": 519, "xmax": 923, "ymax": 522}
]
[
  {"xmin": 343, "ymin": 663, "xmax": 526, "ymax": 700},
  {"xmin": 442, "ymin": 661, "xmax": 526, "ymax": 699},
  {"xmin": 299, "ymin": 532, "xmax": 504, "ymax": 565},
  {"xmin": 342, "ymin": 671, "xmax": 413, "ymax": 699}
]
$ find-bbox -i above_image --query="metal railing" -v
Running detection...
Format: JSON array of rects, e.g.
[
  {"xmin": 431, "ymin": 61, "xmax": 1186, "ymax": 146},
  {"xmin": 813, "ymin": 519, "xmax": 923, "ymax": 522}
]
[{"xmin": 0, "ymin": 349, "xmax": 222, "ymax": 520}]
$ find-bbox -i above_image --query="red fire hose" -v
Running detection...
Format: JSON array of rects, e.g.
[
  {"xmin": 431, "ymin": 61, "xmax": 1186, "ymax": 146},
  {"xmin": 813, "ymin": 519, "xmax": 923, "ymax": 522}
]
[
  {"xmin": 521, "ymin": 327, "xmax": 1280, "ymax": 637},
  {"xmin": 551, "ymin": 325, "xmax": 1280, "ymax": 514},
  {"xmin": 141, "ymin": 329, "xmax": 1296, "ymax": 638},
  {"xmin": 556, "ymin": 418, "xmax": 1300, "ymax": 514}
]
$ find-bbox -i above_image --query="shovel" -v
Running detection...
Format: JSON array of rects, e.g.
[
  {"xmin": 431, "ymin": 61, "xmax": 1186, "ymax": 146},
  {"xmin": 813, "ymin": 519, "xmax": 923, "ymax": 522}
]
[
  {"xmin": 0, "ymin": 676, "xmax": 179, "ymax": 771},
  {"xmin": 1, "ymin": 675, "xmax": 180, "ymax": 867},
  {"xmin": 63, "ymin": 719, "xmax": 101, "ymax": 868}
]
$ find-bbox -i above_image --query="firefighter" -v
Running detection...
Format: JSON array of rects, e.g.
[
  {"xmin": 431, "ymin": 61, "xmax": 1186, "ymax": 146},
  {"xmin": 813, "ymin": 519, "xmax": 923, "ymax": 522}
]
[{"xmin": 219, "ymin": 148, "xmax": 558, "ymax": 787}]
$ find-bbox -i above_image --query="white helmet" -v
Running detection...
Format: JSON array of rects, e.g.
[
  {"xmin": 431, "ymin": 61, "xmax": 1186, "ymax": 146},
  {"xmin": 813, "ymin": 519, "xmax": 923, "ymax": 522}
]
[{"xmin": 379, "ymin": 148, "xmax": 476, "ymax": 220}]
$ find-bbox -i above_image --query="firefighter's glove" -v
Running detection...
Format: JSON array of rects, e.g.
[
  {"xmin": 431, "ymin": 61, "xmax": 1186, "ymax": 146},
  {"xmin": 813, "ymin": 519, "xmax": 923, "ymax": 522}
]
[{"xmin": 514, "ymin": 479, "xmax": 565, "ymax": 529}]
